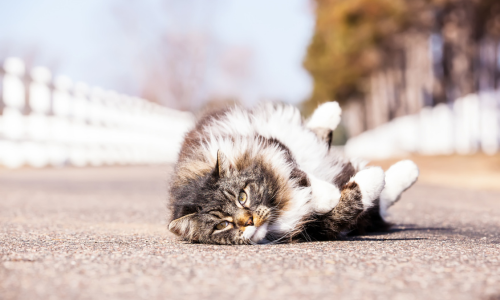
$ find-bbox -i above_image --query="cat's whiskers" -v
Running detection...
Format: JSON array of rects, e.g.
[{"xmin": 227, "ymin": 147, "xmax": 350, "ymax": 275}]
[
  {"xmin": 261, "ymin": 222, "xmax": 300, "ymax": 245},
  {"xmin": 263, "ymin": 231, "xmax": 296, "ymax": 245},
  {"xmin": 247, "ymin": 239, "xmax": 259, "ymax": 246}
]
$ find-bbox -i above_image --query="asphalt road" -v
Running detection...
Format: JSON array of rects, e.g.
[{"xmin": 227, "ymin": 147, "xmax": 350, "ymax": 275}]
[{"xmin": 0, "ymin": 166, "xmax": 499, "ymax": 300}]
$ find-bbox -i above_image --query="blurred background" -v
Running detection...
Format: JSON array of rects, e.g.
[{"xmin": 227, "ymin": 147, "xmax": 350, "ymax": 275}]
[
  {"xmin": 0, "ymin": 0, "xmax": 314, "ymax": 109},
  {"xmin": 0, "ymin": 0, "xmax": 313, "ymax": 168},
  {"xmin": 1, "ymin": 0, "xmax": 500, "ymax": 189},
  {"xmin": 2, "ymin": 3, "xmax": 500, "ymax": 299}
]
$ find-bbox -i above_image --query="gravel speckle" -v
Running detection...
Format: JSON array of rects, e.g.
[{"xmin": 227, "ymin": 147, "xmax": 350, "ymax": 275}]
[{"xmin": 1, "ymin": 166, "xmax": 499, "ymax": 300}]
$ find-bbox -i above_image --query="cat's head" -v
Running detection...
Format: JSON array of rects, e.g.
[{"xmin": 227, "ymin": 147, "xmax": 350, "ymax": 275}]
[{"xmin": 168, "ymin": 150, "xmax": 290, "ymax": 245}]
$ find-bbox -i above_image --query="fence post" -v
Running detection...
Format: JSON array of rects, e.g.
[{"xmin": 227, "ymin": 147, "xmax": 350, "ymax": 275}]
[
  {"xmin": 418, "ymin": 107, "xmax": 434, "ymax": 155},
  {"xmin": 25, "ymin": 66, "xmax": 52, "ymax": 167},
  {"xmin": 0, "ymin": 57, "xmax": 194, "ymax": 168},
  {"xmin": 455, "ymin": 94, "xmax": 481, "ymax": 154},
  {"xmin": 48, "ymin": 76, "xmax": 73, "ymax": 167},
  {"xmin": 87, "ymin": 86, "xmax": 105, "ymax": 166},
  {"xmin": 432, "ymin": 104, "xmax": 454, "ymax": 155},
  {"xmin": 479, "ymin": 91, "xmax": 499, "ymax": 154},
  {"xmin": 68, "ymin": 82, "xmax": 89, "ymax": 167},
  {"xmin": 28, "ymin": 67, "xmax": 51, "ymax": 140},
  {"xmin": 1, "ymin": 58, "xmax": 26, "ymax": 168}
]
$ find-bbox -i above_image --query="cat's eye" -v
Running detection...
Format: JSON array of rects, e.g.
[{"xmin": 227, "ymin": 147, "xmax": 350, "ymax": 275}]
[
  {"xmin": 216, "ymin": 221, "xmax": 229, "ymax": 230},
  {"xmin": 238, "ymin": 191, "xmax": 247, "ymax": 205}
]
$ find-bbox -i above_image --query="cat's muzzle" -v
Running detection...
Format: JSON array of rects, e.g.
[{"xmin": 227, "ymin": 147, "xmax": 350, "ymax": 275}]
[{"xmin": 242, "ymin": 222, "xmax": 269, "ymax": 243}]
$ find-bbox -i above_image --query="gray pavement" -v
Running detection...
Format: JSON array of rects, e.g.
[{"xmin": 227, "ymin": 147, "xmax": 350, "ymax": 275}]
[{"xmin": 0, "ymin": 166, "xmax": 499, "ymax": 300}]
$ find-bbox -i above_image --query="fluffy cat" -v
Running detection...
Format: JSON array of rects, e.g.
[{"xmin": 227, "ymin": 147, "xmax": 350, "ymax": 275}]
[{"xmin": 168, "ymin": 102, "xmax": 419, "ymax": 244}]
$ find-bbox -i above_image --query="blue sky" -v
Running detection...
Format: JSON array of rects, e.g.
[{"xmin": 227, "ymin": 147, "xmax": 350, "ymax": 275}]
[{"xmin": 0, "ymin": 0, "xmax": 315, "ymax": 108}]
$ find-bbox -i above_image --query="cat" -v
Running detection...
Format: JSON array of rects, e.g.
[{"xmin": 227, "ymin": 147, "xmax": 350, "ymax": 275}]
[{"xmin": 168, "ymin": 102, "xmax": 419, "ymax": 244}]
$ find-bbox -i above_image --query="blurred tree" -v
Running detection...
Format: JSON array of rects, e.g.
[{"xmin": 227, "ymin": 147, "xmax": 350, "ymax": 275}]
[
  {"xmin": 303, "ymin": 0, "xmax": 500, "ymax": 136},
  {"xmin": 303, "ymin": 0, "xmax": 408, "ymax": 115},
  {"xmin": 437, "ymin": 0, "xmax": 500, "ymax": 99}
]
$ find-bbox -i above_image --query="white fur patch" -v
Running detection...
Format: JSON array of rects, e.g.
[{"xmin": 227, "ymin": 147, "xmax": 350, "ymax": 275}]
[
  {"xmin": 271, "ymin": 187, "xmax": 313, "ymax": 235},
  {"xmin": 380, "ymin": 160, "xmax": 419, "ymax": 216},
  {"xmin": 349, "ymin": 158, "xmax": 369, "ymax": 172},
  {"xmin": 195, "ymin": 104, "xmax": 351, "ymax": 237},
  {"xmin": 306, "ymin": 101, "xmax": 342, "ymax": 131},
  {"xmin": 309, "ymin": 174, "xmax": 341, "ymax": 214},
  {"xmin": 245, "ymin": 222, "xmax": 269, "ymax": 243},
  {"xmin": 242, "ymin": 226, "xmax": 257, "ymax": 240},
  {"xmin": 168, "ymin": 213, "xmax": 195, "ymax": 237},
  {"xmin": 351, "ymin": 167, "xmax": 385, "ymax": 210}
]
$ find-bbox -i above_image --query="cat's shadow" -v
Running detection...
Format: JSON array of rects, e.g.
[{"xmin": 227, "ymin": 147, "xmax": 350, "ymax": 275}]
[
  {"xmin": 348, "ymin": 237, "xmax": 428, "ymax": 241},
  {"xmin": 345, "ymin": 224, "xmax": 452, "ymax": 242}
]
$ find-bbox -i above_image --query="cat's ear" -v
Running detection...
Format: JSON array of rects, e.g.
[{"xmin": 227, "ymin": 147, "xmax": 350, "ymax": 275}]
[
  {"xmin": 168, "ymin": 213, "xmax": 198, "ymax": 238},
  {"xmin": 214, "ymin": 150, "xmax": 233, "ymax": 178}
]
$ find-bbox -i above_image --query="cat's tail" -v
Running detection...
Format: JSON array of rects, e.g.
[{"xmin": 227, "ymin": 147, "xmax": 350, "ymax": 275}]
[{"xmin": 379, "ymin": 160, "xmax": 419, "ymax": 217}]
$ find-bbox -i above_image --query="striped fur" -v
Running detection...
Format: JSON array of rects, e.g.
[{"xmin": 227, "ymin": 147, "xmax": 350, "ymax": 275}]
[{"xmin": 168, "ymin": 103, "xmax": 417, "ymax": 244}]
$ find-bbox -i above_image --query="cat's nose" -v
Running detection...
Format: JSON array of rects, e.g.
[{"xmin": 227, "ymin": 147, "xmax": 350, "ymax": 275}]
[
  {"xmin": 235, "ymin": 210, "xmax": 254, "ymax": 227},
  {"xmin": 244, "ymin": 216, "xmax": 254, "ymax": 227}
]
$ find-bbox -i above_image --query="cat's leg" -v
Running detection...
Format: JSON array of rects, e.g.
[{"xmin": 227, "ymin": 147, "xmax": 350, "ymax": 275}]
[
  {"xmin": 325, "ymin": 167, "xmax": 386, "ymax": 235},
  {"xmin": 349, "ymin": 161, "xmax": 418, "ymax": 235},
  {"xmin": 349, "ymin": 167, "xmax": 386, "ymax": 210},
  {"xmin": 309, "ymin": 167, "xmax": 385, "ymax": 216},
  {"xmin": 308, "ymin": 175, "xmax": 342, "ymax": 214},
  {"xmin": 306, "ymin": 102, "xmax": 342, "ymax": 145},
  {"xmin": 379, "ymin": 160, "xmax": 419, "ymax": 217}
]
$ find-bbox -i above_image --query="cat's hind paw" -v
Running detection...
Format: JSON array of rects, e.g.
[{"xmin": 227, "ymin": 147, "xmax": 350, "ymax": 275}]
[
  {"xmin": 307, "ymin": 101, "xmax": 342, "ymax": 131},
  {"xmin": 380, "ymin": 160, "xmax": 419, "ymax": 215},
  {"xmin": 351, "ymin": 167, "xmax": 385, "ymax": 210}
]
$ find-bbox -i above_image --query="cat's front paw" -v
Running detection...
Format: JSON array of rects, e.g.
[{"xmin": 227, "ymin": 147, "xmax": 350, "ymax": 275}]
[
  {"xmin": 309, "ymin": 175, "xmax": 342, "ymax": 214},
  {"xmin": 351, "ymin": 167, "xmax": 385, "ymax": 210},
  {"xmin": 307, "ymin": 101, "xmax": 342, "ymax": 131}
]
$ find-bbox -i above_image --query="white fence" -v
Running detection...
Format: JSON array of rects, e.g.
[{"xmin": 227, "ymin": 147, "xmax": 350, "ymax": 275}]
[
  {"xmin": 345, "ymin": 91, "xmax": 500, "ymax": 160},
  {"xmin": 0, "ymin": 57, "xmax": 194, "ymax": 168}
]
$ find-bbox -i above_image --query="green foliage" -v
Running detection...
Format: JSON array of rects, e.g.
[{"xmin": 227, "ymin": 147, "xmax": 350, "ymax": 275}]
[
  {"xmin": 303, "ymin": 0, "xmax": 500, "ymax": 116},
  {"xmin": 303, "ymin": 0, "xmax": 407, "ymax": 115}
]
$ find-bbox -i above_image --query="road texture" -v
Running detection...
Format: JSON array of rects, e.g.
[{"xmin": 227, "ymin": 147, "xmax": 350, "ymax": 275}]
[{"xmin": 0, "ymin": 166, "xmax": 499, "ymax": 300}]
